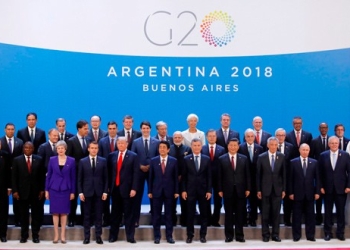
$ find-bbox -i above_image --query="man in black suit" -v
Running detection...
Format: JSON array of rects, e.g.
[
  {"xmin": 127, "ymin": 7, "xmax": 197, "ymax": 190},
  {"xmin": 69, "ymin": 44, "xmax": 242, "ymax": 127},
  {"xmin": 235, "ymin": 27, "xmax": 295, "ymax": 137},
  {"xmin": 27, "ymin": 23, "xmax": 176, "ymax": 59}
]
[
  {"xmin": 56, "ymin": 118, "xmax": 74, "ymax": 142},
  {"xmin": 12, "ymin": 142, "xmax": 45, "ymax": 243},
  {"xmin": 108, "ymin": 137, "xmax": 139, "ymax": 243},
  {"xmin": 182, "ymin": 138, "xmax": 212, "ymax": 243},
  {"xmin": 218, "ymin": 138, "xmax": 251, "ymax": 243},
  {"xmin": 320, "ymin": 136, "xmax": 350, "ymax": 241},
  {"xmin": 216, "ymin": 113, "xmax": 240, "ymax": 152},
  {"xmin": 257, "ymin": 137, "xmax": 286, "ymax": 242},
  {"xmin": 17, "ymin": 112, "xmax": 46, "ymax": 154},
  {"xmin": 238, "ymin": 128, "xmax": 264, "ymax": 227},
  {"xmin": 78, "ymin": 141, "xmax": 108, "ymax": 244},
  {"xmin": 169, "ymin": 131, "xmax": 192, "ymax": 226},
  {"xmin": 117, "ymin": 115, "xmax": 142, "ymax": 150},
  {"xmin": 201, "ymin": 129, "xmax": 225, "ymax": 227},
  {"xmin": 66, "ymin": 120, "xmax": 91, "ymax": 227},
  {"xmin": 285, "ymin": 116, "xmax": 313, "ymax": 157},
  {"xmin": 37, "ymin": 129, "xmax": 59, "ymax": 171},
  {"xmin": 334, "ymin": 124, "xmax": 349, "ymax": 151},
  {"xmin": 289, "ymin": 143, "xmax": 320, "ymax": 242},
  {"xmin": 0, "ymin": 123, "xmax": 23, "ymax": 227},
  {"xmin": 154, "ymin": 121, "xmax": 173, "ymax": 145},
  {"xmin": 310, "ymin": 122, "xmax": 329, "ymax": 225},
  {"xmin": 88, "ymin": 115, "xmax": 108, "ymax": 143},
  {"xmin": 252, "ymin": 116, "xmax": 271, "ymax": 151}
]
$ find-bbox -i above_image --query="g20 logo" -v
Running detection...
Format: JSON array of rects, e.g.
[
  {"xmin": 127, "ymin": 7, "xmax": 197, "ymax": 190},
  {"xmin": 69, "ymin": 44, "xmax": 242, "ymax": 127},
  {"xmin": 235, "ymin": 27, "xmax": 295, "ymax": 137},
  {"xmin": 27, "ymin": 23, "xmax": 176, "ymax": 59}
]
[{"xmin": 144, "ymin": 10, "xmax": 236, "ymax": 47}]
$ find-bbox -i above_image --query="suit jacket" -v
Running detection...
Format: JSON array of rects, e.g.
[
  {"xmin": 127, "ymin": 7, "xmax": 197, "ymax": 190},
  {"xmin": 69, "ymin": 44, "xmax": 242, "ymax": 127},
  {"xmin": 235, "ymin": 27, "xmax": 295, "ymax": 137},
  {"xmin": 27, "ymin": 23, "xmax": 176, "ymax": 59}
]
[
  {"xmin": 169, "ymin": 144, "xmax": 192, "ymax": 177},
  {"xmin": 0, "ymin": 136, "xmax": 23, "ymax": 167},
  {"xmin": 108, "ymin": 150, "xmax": 139, "ymax": 198},
  {"xmin": 45, "ymin": 156, "xmax": 76, "ymax": 193},
  {"xmin": 37, "ymin": 141, "xmax": 57, "ymax": 170},
  {"xmin": 288, "ymin": 157, "xmax": 320, "ymax": 201},
  {"xmin": 181, "ymin": 129, "xmax": 206, "ymax": 147},
  {"xmin": 246, "ymin": 130, "xmax": 271, "ymax": 151},
  {"xmin": 98, "ymin": 136, "xmax": 117, "ymax": 159},
  {"xmin": 66, "ymin": 136, "xmax": 91, "ymax": 166},
  {"xmin": 257, "ymin": 151, "xmax": 286, "ymax": 196},
  {"xmin": 153, "ymin": 135, "xmax": 174, "ymax": 145},
  {"xmin": 281, "ymin": 141, "xmax": 295, "ymax": 162},
  {"xmin": 339, "ymin": 136, "xmax": 350, "ymax": 151},
  {"xmin": 131, "ymin": 137, "xmax": 159, "ymax": 165},
  {"xmin": 218, "ymin": 153, "xmax": 251, "ymax": 198},
  {"xmin": 0, "ymin": 153, "xmax": 10, "ymax": 193},
  {"xmin": 88, "ymin": 128, "xmax": 108, "ymax": 142},
  {"xmin": 17, "ymin": 127, "xmax": 47, "ymax": 154},
  {"xmin": 201, "ymin": 144, "xmax": 226, "ymax": 178},
  {"xmin": 12, "ymin": 154, "xmax": 45, "ymax": 200},
  {"xmin": 216, "ymin": 128, "xmax": 240, "ymax": 151},
  {"xmin": 61, "ymin": 131, "xmax": 74, "ymax": 142},
  {"xmin": 319, "ymin": 150, "xmax": 350, "ymax": 194},
  {"xmin": 182, "ymin": 154, "xmax": 212, "ymax": 197},
  {"xmin": 78, "ymin": 156, "xmax": 108, "ymax": 197},
  {"xmin": 117, "ymin": 129, "xmax": 142, "ymax": 150},
  {"xmin": 310, "ymin": 135, "xmax": 329, "ymax": 160},
  {"xmin": 148, "ymin": 156, "xmax": 179, "ymax": 198},
  {"xmin": 285, "ymin": 130, "xmax": 313, "ymax": 156}
]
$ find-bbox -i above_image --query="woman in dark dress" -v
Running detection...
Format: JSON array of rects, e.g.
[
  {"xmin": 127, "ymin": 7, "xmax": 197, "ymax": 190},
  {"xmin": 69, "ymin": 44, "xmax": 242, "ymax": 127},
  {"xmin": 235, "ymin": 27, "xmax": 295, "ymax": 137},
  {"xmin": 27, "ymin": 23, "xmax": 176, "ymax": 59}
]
[{"xmin": 45, "ymin": 140, "xmax": 76, "ymax": 243}]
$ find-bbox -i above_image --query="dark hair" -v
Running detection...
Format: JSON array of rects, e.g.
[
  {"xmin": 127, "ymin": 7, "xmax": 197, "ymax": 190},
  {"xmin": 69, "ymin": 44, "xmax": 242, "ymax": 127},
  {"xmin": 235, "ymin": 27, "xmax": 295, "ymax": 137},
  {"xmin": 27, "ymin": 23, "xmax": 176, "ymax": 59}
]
[
  {"xmin": 4, "ymin": 122, "xmax": 15, "ymax": 129},
  {"xmin": 56, "ymin": 118, "xmax": 66, "ymax": 124},
  {"xmin": 76, "ymin": 120, "xmax": 88, "ymax": 130},
  {"xmin": 159, "ymin": 140, "xmax": 170, "ymax": 149},
  {"xmin": 123, "ymin": 115, "xmax": 133, "ymax": 122},
  {"xmin": 228, "ymin": 138, "xmax": 239, "ymax": 144},
  {"xmin": 334, "ymin": 123, "xmax": 345, "ymax": 132},
  {"xmin": 26, "ymin": 112, "xmax": 37, "ymax": 119},
  {"xmin": 107, "ymin": 121, "xmax": 118, "ymax": 127},
  {"xmin": 88, "ymin": 141, "xmax": 99, "ymax": 147},
  {"xmin": 140, "ymin": 121, "xmax": 151, "ymax": 129}
]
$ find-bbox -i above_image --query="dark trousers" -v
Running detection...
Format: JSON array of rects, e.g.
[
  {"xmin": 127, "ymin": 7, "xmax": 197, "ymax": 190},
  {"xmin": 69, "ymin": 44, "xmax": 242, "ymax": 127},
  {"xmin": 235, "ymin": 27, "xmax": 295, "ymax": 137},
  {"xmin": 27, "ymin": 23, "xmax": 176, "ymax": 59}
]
[
  {"xmin": 208, "ymin": 183, "xmax": 222, "ymax": 225},
  {"xmin": 292, "ymin": 198, "xmax": 315, "ymax": 239},
  {"xmin": 135, "ymin": 172, "xmax": 151, "ymax": 224},
  {"xmin": 283, "ymin": 195, "xmax": 293, "ymax": 223},
  {"xmin": 0, "ymin": 192, "xmax": 8, "ymax": 237},
  {"xmin": 13, "ymin": 198, "xmax": 21, "ymax": 224},
  {"xmin": 223, "ymin": 187, "xmax": 245, "ymax": 239},
  {"xmin": 315, "ymin": 194, "xmax": 324, "ymax": 223},
  {"xmin": 102, "ymin": 197, "xmax": 111, "ymax": 225},
  {"xmin": 261, "ymin": 191, "xmax": 282, "ymax": 238},
  {"xmin": 247, "ymin": 186, "xmax": 260, "ymax": 222},
  {"xmin": 324, "ymin": 191, "xmax": 347, "ymax": 236},
  {"xmin": 152, "ymin": 193, "xmax": 174, "ymax": 239},
  {"xmin": 186, "ymin": 193, "xmax": 208, "ymax": 238},
  {"xmin": 19, "ymin": 195, "xmax": 43, "ymax": 239},
  {"xmin": 83, "ymin": 195, "xmax": 103, "ymax": 238},
  {"xmin": 109, "ymin": 187, "xmax": 136, "ymax": 241},
  {"xmin": 69, "ymin": 191, "xmax": 84, "ymax": 224}
]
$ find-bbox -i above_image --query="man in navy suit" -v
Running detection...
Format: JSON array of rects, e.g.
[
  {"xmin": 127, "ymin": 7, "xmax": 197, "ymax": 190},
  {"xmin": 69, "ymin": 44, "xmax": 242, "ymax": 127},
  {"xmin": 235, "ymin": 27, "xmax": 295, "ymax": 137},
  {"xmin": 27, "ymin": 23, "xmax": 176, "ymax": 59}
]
[
  {"xmin": 218, "ymin": 138, "xmax": 251, "ymax": 243},
  {"xmin": 216, "ymin": 113, "xmax": 240, "ymax": 152},
  {"xmin": 148, "ymin": 141, "xmax": 179, "ymax": 244},
  {"xmin": 0, "ymin": 123, "xmax": 23, "ymax": 227},
  {"xmin": 201, "ymin": 129, "xmax": 225, "ymax": 227},
  {"xmin": 251, "ymin": 116, "xmax": 271, "ymax": 151},
  {"xmin": 12, "ymin": 142, "xmax": 45, "ymax": 243},
  {"xmin": 289, "ymin": 143, "xmax": 320, "ymax": 242},
  {"xmin": 334, "ymin": 124, "xmax": 350, "ymax": 151},
  {"xmin": 66, "ymin": 120, "xmax": 91, "ymax": 227},
  {"xmin": 257, "ymin": 137, "xmax": 286, "ymax": 242},
  {"xmin": 17, "ymin": 112, "xmax": 46, "ymax": 154},
  {"xmin": 117, "ymin": 115, "xmax": 142, "ymax": 150},
  {"xmin": 131, "ymin": 121, "xmax": 159, "ymax": 226},
  {"xmin": 182, "ymin": 138, "xmax": 212, "ymax": 243},
  {"xmin": 320, "ymin": 136, "xmax": 350, "ymax": 241},
  {"xmin": 56, "ymin": 118, "xmax": 74, "ymax": 142},
  {"xmin": 154, "ymin": 121, "xmax": 173, "ymax": 145},
  {"xmin": 78, "ymin": 142, "xmax": 108, "ymax": 244},
  {"xmin": 108, "ymin": 137, "xmax": 139, "ymax": 243},
  {"xmin": 88, "ymin": 115, "xmax": 108, "ymax": 142},
  {"xmin": 238, "ymin": 128, "xmax": 264, "ymax": 227},
  {"xmin": 285, "ymin": 116, "xmax": 313, "ymax": 157},
  {"xmin": 37, "ymin": 129, "xmax": 59, "ymax": 172},
  {"xmin": 310, "ymin": 122, "xmax": 329, "ymax": 225}
]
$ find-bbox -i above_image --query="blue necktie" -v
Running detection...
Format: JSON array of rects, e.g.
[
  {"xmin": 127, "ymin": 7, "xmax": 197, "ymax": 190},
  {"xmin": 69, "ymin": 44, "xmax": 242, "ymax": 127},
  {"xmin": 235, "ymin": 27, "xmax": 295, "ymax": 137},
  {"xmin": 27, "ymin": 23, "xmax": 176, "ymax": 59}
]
[
  {"xmin": 302, "ymin": 158, "xmax": 307, "ymax": 176},
  {"xmin": 144, "ymin": 139, "xmax": 149, "ymax": 155},
  {"xmin": 82, "ymin": 137, "xmax": 87, "ymax": 151},
  {"xmin": 8, "ymin": 138, "xmax": 13, "ymax": 154},
  {"xmin": 248, "ymin": 145, "xmax": 253, "ymax": 162},
  {"xmin": 195, "ymin": 156, "xmax": 199, "ymax": 172},
  {"xmin": 30, "ymin": 129, "xmax": 34, "ymax": 142},
  {"xmin": 271, "ymin": 154, "xmax": 275, "ymax": 171}
]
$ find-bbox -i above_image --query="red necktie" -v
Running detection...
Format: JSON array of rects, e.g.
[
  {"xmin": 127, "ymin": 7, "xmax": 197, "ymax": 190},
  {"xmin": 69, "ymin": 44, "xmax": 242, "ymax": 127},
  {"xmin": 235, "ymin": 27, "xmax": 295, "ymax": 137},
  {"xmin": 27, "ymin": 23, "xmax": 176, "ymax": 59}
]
[
  {"xmin": 210, "ymin": 146, "xmax": 214, "ymax": 161},
  {"xmin": 296, "ymin": 131, "xmax": 300, "ymax": 146},
  {"xmin": 127, "ymin": 131, "xmax": 131, "ymax": 143},
  {"xmin": 231, "ymin": 156, "xmax": 235, "ymax": 170},
  {"xmin": 116, "ymin": 152, "xmax": 123, "ymax": 186},
  {"xmin": 256, "ymin": 131, "xmax": 260, "ymax": 144},
  {"xmin": 161, "ymin": 159, "xmax": 166, "ymax": 174},
  {"xmin": 27, "ymin": 156, "xmax": 31, "ymax": 173},
  {"xmin": 110, "ymin": 138, "xmax": 115, "ymax": 152},
  {"xmin": 94, "ymin": 131, "xmax": 98, "ymax": 141}
]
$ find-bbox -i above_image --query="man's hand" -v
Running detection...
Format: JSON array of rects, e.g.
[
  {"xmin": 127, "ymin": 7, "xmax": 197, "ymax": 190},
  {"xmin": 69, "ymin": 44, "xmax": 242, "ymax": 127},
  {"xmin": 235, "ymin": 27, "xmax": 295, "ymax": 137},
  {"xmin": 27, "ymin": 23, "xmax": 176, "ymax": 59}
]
[
  {"xmin": 13, "ymin": 192, "xmax": 20, "ymax": 200},
  {"xmin": 205, "ymin": 193, "xmax": 211, "ymax": 200},
  {"xmin": 130, "ymin": 190, "xmax": 136, "ymax": 197},
  {"xmin": 79, "ymin": 194, "xmax": 85, "ymax": 202},
  {"xmin": 102, "ymin": 194, "xmax": 107, "ymax": 201},
  {"xmin": 218, "ymin": 191, "xmax": 223, "ymax": 198},
  {"xmin": 289, "ymin": 194, "xmax": 294, "ymax": 200},
  {"xmin": 182, "ymin": 192, "xmax": 187, "ymax": 200},
  {"xmin": 245, "ymin": 191, "xmax": 250, "ymax": 197},
  {"xmin": 257, "ymin": 192, "xmax": 262, "ymax": 199},
  {"xmin": 140, "ymin": 165, "xmax": 150, "ymax": 172},
  {"xmin": 174, "ymin": 193, "xmax": 179, "ymax": 199},
  {"xmin": 282, "ymin": 191, "xmax": 285, "ymax": 199},
  {"xmin": 320, "ymin": 188, "xmax": 325, "ymax": 194},
  {"xmin": 148, "ymin": 193, "xmax": 153, "ymax": 199}
]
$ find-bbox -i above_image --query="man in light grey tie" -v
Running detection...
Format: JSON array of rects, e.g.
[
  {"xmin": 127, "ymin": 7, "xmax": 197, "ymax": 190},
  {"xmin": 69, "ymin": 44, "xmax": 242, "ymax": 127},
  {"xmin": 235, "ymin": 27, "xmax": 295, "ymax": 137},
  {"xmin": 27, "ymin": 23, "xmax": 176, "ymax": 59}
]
[{"xmin": 216, "ymin": 113, "xmax": 240, "ymax": 152}]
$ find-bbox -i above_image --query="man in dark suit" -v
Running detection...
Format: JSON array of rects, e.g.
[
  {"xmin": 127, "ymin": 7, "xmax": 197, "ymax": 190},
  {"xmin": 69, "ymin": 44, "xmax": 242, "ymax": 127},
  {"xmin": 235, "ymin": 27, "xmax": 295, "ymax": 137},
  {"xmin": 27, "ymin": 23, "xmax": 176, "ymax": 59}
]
[
  {"xmin": 0, "ymin": 123, "xmax": 24, "ymax": 227},
  {"xmin": 131, "ymin": 121, "xmax": 159, "ymax": 226},
  {"xmin": 251, "ymin": 116, "xmax": 271, "ymax": 151},
  {"xmin": 182, "ymin": 138, "xmax": 212, "ymax": 243},
  {"xmin": 98, "ymin": 121, "xmax": 118, "ymax": 226},
  {"xmin": 218, "ymin": 138, "xmax": 251, "ymax": 243},
  {"xmin": 319, "ymin": 136, "xmax": 350, "ymax": 241},
  {"xmin": 88, "ymin": 115, "xmax": 108, "ymax": 142},
  {"xmin": 66, "ymin": 120, "xmax": 91, "ymax": 227},
  {"xmin": 275, "ymin": 128, "xmax": 295, "ymax": 226},
  {"xmin": 334, "ymin": 124, "xmax": 350, "ymax": 151},
  {"xmin": 154, "ymin": 121, "xmax": 173, "ymax": 145},
  {"xmin": 17, "ymin": 112, "xmax": 46, "ymax": 154},
  {"xmin": 78, "ymin": 141, "xmax": 108, "ymax": 244},
  {"xmin": 238, "ymin": 128, "xmax": 264, "ymax": 227},
  {"xmin": 12, "ymin": 142, "xmax": 45, "ymax": 243},
  {"xmin": 289, "ymin": 143, "xmax": 320, "ymax": 242},
  {"xmin": 56, "ymin": 118, "xmax": 74, "ymax": 142},
  {"xmin": 216, "ymin": 113, "xmax": 240, "ymax": 152},
  {"xmin": 201, "ymin": 129, "xmax": 225, "ymax": 227},
  {"xmin": 169, "ymin": 131, "xmax": 192, "ymax": 226},
  {"xmin": 257, "ymin": 137, "xmax": 286, "ymax": 242},
  {"xmin": 148, "ymin": 141, "xmax": 178, "ymax": 244},
  {"xmin": 310, "ymin": 122, "xmax": 329, "ymax": 225},
  {"xmin": 108, "ymin": 137, "xmax": 139, "ymax": 243},
  {"xmin": 285, "ymin": 116, "xmax": 313, "ymax": 157},
  {"xmin": 37, "ymin": 129, "xmax": 59, "ymax": 171},
  {"xmin": 117, "ymin": 115, "xmax": 142, "ymax": 150}
]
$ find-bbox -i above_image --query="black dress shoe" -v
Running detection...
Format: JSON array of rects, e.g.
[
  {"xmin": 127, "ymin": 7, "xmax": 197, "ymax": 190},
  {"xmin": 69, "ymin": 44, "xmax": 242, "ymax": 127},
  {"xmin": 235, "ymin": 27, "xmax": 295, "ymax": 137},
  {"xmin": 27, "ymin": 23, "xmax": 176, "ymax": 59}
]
[
  {"xmin": 236, "ymin": 237, "xmax": 245, "ymax": 243},
  {"xmin": 307, "ymin": 237, "xmax": 316, "ymax": 241},
  {"xmin": 83, "ymin": 238, "xmax": 90, "ymax": 244},
  {"xmin": 0, "ymin": 237, "xmax": 7, "ymax": 242},
  {"xmin": 293, "ymin": 237, "xmax": 300, "ymax": 242},
  {"xmin": 96, "ymin": 237, "xmax": 103, "ymax": 244},
  {"xmin": 285, "ymin": 222, "xmax": 292, "ymax": 227},
  {"xmin": 135, "ymin": 222, "xmax": 139, "ymax": 228},
  {"xmin": 186, "ymin": 237, "xmax": 193, "ymax": 243},
  {"xmin": 127, "ymin": 238, "xmax": 136, "ymax": 243},
  {"xmin": 272, "ymin": 236, "xmax": 281, "ymax": 242},
  {"xmin": 167, "ymin": 238, "xmax": 175, "ymax": 244},
  {"xmin": 68, "ymin": 221, "xmax": 74, "ymax": 227},
  {"xmin": 250, "ymin": 221, "xmax": 257, "ymax": 227},
  {"xmin": 154, "ymin": 238, "xmax": 160, "ymax": 244},
  {"xmin": 32, "ymin": 238, "xmax": 40, "ymax": 243},
  {"xmin": 225, "ymin": 237, "xmax": 233, "ymax": 242},
  {"xmin": 102, "ymin": 222, "xmax": 109, "ymax": 227},
  {"xmin": 15, "ymin": 222, "xmax": 21, "ymax": 227},
  {"xmin": 324, "ymin": 235, "xmax": 331, "ymax": 241},
  {"xmin": 108, "ymin": 238, "xmax": 117, "ymax": 243},
  {"xmin": 337, "ymin": 235, "xmax": 345, "ymax": 241},
  {"xmin": 20, "ymin": 238, "xmax": 27, "ymax": 243},
  {"xmin": 211, "ymin": 222, "xmax": 221, "ymax": 227},
  {"xmin": 200, "ymin": 237, "xmax": 207, "ymax": 243}
]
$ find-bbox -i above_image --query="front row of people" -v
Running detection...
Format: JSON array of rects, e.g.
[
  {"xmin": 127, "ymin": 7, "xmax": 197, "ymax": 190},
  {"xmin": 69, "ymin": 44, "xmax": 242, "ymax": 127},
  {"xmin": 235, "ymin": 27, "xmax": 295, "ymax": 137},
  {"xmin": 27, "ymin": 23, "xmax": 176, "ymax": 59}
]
[{"xmin": 3, "ymin": 135, "xmax": 350, "ymax": 244}]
